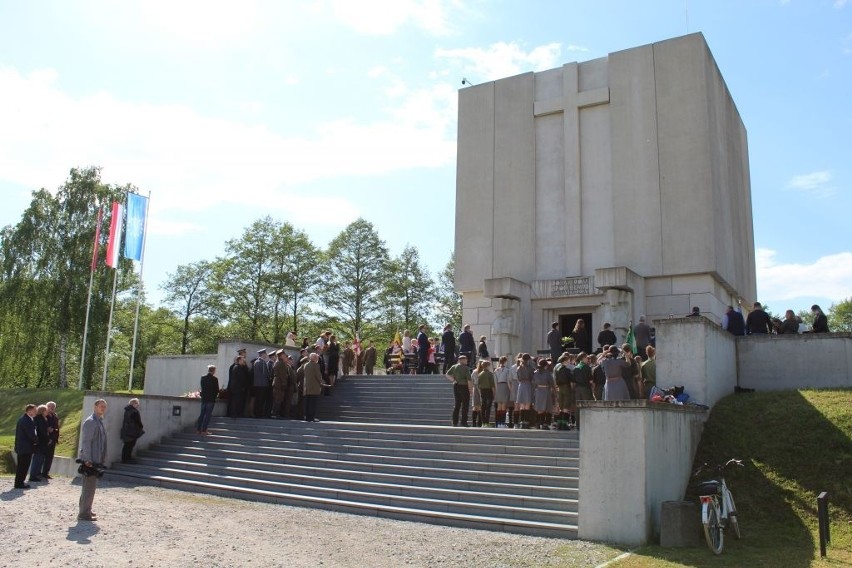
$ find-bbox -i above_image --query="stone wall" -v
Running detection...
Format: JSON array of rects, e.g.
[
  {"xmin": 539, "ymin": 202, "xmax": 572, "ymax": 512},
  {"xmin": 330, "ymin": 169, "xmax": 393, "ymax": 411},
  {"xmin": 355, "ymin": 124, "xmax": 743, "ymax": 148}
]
[
  {"xmin": 578, "ymin": 400, "xmax": 707, "ymax": 545},
  {"xmin": 144, "ymin": 341, "xmax": 301, "ymax": 397},
  {"xmin": 655, "ymin": 316, "xmax": 737, "ymax": 407},
  {"xmin": 79, "ymin": 392, "xmax": 227, "ymax": 467},
  {"xmin": 737, "ymin": 333, "xmax": 852, "ymax": 390}
]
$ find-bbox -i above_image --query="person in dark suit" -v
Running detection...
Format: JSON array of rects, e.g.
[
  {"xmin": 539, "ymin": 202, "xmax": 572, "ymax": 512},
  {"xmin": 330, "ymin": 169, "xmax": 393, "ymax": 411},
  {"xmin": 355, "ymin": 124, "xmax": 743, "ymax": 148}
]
[
  {"xmin": 14, "ymin": 404, "xmax": 38, "ymax": 489},
  {"xmin": 746, "ymin": 302, "xmax": 772, "ymax": 335},
  {"xmin": 197, "ymin": 365, "xmax": 219, "ymax": 434},
  {"xmin": 547, "ymin": 321, "xmax": 562, "ymax": 362},
  {"xmin": 441, "ymin": 324, "xmax": 456, "ymax": 374},
  {"xmin": 597, "ymin": 323, "xmax": 617, "ymax": 352},
  {"xmin": 120, "ymin": 398, "xmax": 144, "ymax": 463},
  {"xmin": 417, "ymin": 324, "xmax": 430, "ymax": 374},
  {"xmin": 363, "ymin": 342, "xmax": 377, "ymax": 375},
  {"xmin": 28, "ymin": 405, "xmax": 50, "ymax": 482},
  {"xmin": 42, "ymin": 401, "xmax": 60, "ymax": 480},
  {"xmin": 458, "ymin": 324, "xmax": 475, "ymax": 367}
]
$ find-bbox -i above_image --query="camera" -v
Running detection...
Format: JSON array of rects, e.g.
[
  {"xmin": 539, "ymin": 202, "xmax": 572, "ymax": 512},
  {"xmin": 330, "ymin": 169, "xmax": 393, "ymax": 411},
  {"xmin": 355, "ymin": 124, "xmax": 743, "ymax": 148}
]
[{"xmin": 76, "ymin": 459, "xmax": 106, "ymax": 478}]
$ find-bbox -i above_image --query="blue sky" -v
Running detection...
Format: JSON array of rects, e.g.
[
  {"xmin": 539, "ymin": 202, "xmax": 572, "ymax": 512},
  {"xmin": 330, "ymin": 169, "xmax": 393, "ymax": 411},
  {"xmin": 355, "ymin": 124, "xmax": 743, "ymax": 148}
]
[{"xmin": 1, "ymin": 0, "xmax": 850, "ymax": 314}]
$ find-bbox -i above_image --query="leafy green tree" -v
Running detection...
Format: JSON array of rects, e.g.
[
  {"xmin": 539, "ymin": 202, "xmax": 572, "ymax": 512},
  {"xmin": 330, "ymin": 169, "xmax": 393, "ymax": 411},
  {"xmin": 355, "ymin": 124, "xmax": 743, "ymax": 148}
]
[
  {"xmin": 320, "ymin": 218, "xmax": 390, "ymax": 335},
  {"xmin": 382, "ymin": 245, "xmax": 435, "ymax": 331},
  {"xmin": 795, "ymin": 309, "xmax": 814, "ymax": 329},
  {"xmin": 0, "ymin": 167, "xmax": 135, "ymax": 388},
  {"xmin": 269, "ymin": 224, "xmax": 321, "ymax": 337},
  {"xmin": 213, "ymin": 218, "xmax": 321, "ymax": 342},
  {"xmin": 828, "ymin": 298, "xmax": 852, "ymax": 332},
  {"xmin": 161, "ymin": 260, "xmax": 220, "ymax": 354},
  {"xmin": 434, "ymin": 252, "xmax": 462, "ymax": 331}
]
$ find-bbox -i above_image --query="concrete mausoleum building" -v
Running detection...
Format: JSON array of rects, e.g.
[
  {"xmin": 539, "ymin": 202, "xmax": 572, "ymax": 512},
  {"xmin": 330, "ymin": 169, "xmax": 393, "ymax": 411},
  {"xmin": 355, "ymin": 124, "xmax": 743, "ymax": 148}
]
[{"xmin": 454, "ymin": 33, "xmax": 757, "ymax": 357}]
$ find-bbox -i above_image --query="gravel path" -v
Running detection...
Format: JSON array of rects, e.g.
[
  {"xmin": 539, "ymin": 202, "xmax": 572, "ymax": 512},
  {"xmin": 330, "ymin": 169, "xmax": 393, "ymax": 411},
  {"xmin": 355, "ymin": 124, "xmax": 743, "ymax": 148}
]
[{"xmin": 1, "ymin": 476, "xmax": 621, "ymax": 568}]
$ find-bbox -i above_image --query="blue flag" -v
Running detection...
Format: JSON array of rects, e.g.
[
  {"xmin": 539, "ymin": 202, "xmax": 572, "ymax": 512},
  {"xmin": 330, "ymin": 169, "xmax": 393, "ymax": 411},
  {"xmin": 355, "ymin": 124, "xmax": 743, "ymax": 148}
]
[{"xmin": 124, "ymin": 192, "xmax": 148, "ymax": 261}]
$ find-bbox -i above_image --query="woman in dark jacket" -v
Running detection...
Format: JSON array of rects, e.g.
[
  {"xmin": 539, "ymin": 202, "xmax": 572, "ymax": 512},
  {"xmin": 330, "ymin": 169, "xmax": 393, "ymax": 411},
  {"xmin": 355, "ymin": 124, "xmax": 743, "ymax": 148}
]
[
  {"xmin": 811, "ymin": 305, "xmax": 829, "ymax": 333},
  {"xmin": 477, "ymin": 336, "xmax": 490, "ymax": 365},
  {"xmin": 120, "ymin": 398, "xmax": 144, "ymax": 464},
  {"xmin": 572, "ymin": 319, "xmax": 591, "ymax": 354},
  {"xmin": 28, "ymin": 405, "xmax": 49, "ymax": 482}
]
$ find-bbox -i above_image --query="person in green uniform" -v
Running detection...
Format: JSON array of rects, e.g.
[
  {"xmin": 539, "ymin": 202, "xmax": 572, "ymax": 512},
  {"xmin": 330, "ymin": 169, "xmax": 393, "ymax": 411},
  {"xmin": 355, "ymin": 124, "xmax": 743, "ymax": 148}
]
[{"xmin": 445, "ymin": 355, "xmax": 472, "ymax": 427}]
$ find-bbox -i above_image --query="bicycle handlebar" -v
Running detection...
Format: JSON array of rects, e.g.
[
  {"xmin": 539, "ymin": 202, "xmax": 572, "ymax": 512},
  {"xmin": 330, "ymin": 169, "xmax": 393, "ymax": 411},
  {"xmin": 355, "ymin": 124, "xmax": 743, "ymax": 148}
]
[{"xmin": 693, "ymin": 458, "xmax": 743, "ymax": 477}]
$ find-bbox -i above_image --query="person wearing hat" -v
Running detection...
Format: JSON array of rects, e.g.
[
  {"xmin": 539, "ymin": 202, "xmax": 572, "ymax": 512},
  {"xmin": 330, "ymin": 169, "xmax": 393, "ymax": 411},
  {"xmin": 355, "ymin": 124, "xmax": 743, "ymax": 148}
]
[
  {"xmin": 228, "ymin": 351, "xmax": 251, "ymax": 418},
  {"xmin": 532, "ymin": 358, "xmax": 555, "ymax": 429},
  {"xmin": 553, "ymin": 353, "xmax": 574, "ymax": 430},
  {"xmin": 363, "ymin": 341, "xmax": 377, "ymax": 375},
  {"xmin": 271, "ymin": 349, "xmax": 295, "ymax": 418},
  {"xmin": 513, "ymin": 353, "xmax": 534, "ymax": 429},
  {"xmin": 572, "ymin": 353, "xmax": 594, "ymax": 429},
  {"xmin": 600, "ymin": 345, "xmax": 630, "ymax": 401},
  {"xmin": 250, "ymin": 349, "xmax": 271, "ymax": 418},
  {"xmin": 445, "ymin": 354, "xmax": 472, "ymax": 427}
]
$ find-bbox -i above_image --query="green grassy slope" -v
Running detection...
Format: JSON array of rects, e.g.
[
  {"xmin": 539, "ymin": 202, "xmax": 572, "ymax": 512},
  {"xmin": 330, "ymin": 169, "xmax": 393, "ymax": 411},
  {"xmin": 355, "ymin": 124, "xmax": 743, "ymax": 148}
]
[
  {"xmin": 0, "ymin": 389, "xmax": 85, "ymax": 472},
  {"xmin": 617, "ymin": 389, "xmax": 852, "ymax": 567}
]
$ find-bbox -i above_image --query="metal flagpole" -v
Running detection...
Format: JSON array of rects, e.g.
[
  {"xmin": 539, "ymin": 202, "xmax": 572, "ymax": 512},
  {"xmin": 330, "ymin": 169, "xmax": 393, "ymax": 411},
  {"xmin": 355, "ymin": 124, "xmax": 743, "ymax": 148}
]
[
  {"xmin": 128, "ymin": 190, "xmax": 151, "ymax": 392},
  {"xmin": 79, "ymin": 268, "xmax": 97, "ymax": 390},
  {"xmin": 79, "ymin": 206, "xmax": 103, "ymax": 390},
  {"xmin": 102, "ymin": 264, "xmax": 119, "ymax": 391}
]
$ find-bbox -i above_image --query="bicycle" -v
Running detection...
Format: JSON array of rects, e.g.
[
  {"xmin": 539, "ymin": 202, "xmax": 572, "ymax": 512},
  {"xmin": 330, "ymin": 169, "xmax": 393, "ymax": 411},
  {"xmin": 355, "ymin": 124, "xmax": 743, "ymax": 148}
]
[{"xmin": 694, "ymin": 458, "xmax": 743, "ymax": 554}]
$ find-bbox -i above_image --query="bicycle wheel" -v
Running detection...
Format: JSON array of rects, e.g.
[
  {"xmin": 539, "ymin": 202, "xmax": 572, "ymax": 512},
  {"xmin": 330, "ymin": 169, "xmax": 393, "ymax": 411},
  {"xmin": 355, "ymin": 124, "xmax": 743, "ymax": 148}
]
[
  {"xmin": 703, "ymin": 501, "xmax": 724, "ymax": 554},
  {"xmin": 727, "ymin": 490, "xmax": 741, "ymax": 539}
]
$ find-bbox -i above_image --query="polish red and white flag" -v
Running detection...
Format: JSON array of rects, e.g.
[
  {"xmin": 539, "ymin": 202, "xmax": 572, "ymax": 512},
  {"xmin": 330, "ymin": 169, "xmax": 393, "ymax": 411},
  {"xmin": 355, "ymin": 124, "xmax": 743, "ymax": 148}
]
[
  {"xmin": 105, "ymin": 201, "xmax": 123, "ymax": 268},
  {"xmin": 90, "ymin": 206, "xmax": 103, "ymax": 271}
]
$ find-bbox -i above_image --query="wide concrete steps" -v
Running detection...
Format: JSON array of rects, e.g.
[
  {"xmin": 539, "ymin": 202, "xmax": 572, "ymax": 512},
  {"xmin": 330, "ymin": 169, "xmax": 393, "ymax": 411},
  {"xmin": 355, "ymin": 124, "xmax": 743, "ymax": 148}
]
[
  {"xmin": 108, "ymin": 418, "xmax": 579, "ymax": 538},
  {"xmin": 317, "ymin": 375, "xmax": 457, "ymax": 424}
]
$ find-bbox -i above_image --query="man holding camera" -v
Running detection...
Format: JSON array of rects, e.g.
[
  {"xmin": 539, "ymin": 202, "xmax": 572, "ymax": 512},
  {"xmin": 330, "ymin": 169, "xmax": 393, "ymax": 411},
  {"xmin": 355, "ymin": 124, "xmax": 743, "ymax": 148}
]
[{"xmin": 78, "ymin": 399, "xmax": 107, "ymax": 522}]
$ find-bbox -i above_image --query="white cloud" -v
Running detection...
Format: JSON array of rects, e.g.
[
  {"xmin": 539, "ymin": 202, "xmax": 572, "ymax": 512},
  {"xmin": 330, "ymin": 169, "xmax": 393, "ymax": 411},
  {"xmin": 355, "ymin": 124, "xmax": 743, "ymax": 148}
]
[
  {"xmin": 147, "ymin": 218, "xmax": 204, "ymax": 237},
  {"xmin": 330, "ymin": 0, "xmax": 453, "ymax": 36},
  {"xmin": 435, "ymin": 41, "xmax": 564, "ymax": 81},
  {"xmin": 89, "ymin": 0, "xmax": 261, "ymax": 47},
  {"xmin": 834, "ymin": 0, "xmax": 848, "ymax": 8},
  {"xmin": 786, "ymin": 170, "xmax": 835, "ymax": 197},
  {"xmin": 756, "ymin": 248, "xmax": 852, "ymax": 301},
  {"xmin": 367, "ymin": 66, "xmax": 390, "ymax": 78},
  {"xmin": 0, "ymin": 66, "xmax": 457, "ymax": 233}
]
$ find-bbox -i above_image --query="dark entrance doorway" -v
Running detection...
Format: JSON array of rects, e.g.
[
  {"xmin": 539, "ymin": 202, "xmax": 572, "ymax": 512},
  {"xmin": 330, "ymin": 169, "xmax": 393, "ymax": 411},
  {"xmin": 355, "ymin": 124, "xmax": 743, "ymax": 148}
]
[{"xmin": 559, "ymin": 313, "xmax": 593, "ymax": 354}]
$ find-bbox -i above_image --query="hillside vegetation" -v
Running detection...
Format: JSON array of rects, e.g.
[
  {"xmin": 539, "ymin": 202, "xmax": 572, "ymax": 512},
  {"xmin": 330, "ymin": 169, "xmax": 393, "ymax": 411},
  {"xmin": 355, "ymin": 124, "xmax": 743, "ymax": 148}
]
[
  {"xmin": 616, "ymin": 388, "xmax": 852, "ymax": 567},
  {"xmin": 0, "ymin": 389, "xmax": 85, "ymax": 472}
]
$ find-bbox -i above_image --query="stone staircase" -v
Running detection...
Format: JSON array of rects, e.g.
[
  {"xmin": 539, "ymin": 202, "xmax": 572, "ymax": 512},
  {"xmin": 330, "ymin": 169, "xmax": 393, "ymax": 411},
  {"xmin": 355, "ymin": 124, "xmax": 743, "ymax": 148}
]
[
  {"xmin": 107, "ymin": 375, "xmax": 580, "ymax": 538},
  {"xmin": 316, "ymin": 374, "xmax": 456, "ymax": 425}
]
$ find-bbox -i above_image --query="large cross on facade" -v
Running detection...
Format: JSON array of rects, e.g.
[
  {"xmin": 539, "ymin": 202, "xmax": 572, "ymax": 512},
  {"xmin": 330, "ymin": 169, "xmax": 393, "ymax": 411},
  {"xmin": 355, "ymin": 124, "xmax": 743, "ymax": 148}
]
[{"xmin": 533, "ymin": 62, "xmax": 610, "ymax": 275}]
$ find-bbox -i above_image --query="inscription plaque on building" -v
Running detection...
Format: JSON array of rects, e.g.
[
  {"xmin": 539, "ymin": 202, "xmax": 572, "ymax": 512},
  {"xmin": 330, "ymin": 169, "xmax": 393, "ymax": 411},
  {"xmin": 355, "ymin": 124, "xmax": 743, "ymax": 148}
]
[{"xmin": 551, "ymin": 277, "xmax": 593, "ymax": 297}]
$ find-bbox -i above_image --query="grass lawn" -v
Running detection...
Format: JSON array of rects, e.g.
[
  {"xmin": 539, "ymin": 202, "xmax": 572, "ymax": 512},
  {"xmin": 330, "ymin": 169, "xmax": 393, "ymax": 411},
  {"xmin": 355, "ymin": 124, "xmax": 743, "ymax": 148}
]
[
  {"xmin": 613, "ymin": 389, "xmax": 852, "ymax": 567},
  {"xmin": 0, "ymin": 389, "xmax": 85, "ymax": 473}
]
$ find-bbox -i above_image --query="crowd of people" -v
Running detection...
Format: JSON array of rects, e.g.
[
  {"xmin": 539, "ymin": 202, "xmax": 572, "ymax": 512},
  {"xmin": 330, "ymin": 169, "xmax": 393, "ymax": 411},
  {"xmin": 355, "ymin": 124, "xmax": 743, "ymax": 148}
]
[
  {"xmin": 721, "ymin": 302, "xmax": 831, "ymax": 336},
  {"xmin": 443, "ymin": 320, "xmax": 658, "ymax": 430},
  {"xmin": 12, "ymin": 401, "xmax": 61, "ymax": 489},
  {"xmin": 223, "ymin": 337, "xmax": 341, "ymax": 424},
  {"xmin": 12, "ymin": 398, "xmax": 110, "ymax": 522}
]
